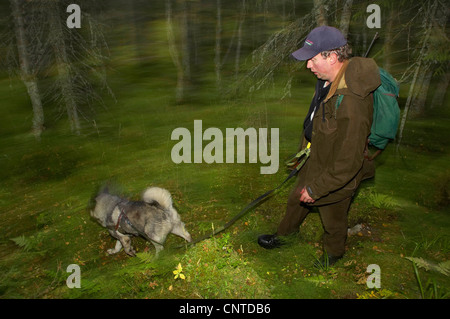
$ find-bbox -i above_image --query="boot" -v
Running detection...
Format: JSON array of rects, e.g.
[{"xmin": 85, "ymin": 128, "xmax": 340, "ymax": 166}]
[{"xmin": 257, "ymin": 234, "xmax": 284, "ymax": 249}]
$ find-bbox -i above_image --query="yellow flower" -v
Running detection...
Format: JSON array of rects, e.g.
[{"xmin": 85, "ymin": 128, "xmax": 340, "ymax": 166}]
[{"xmin": 173, "ymin": 263, "xmax": 185, "ymax": 280}]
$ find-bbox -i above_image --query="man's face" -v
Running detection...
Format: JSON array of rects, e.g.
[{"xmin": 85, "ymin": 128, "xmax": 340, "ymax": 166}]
[{"xmin": 306, "ymin": 53, "xmax": 332, "ymax": 81}]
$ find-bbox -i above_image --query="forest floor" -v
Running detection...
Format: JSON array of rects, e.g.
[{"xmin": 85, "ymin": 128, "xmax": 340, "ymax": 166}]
[{"xmin": 0, "ymin": 63, "xmax": 449, "ymax": 300}]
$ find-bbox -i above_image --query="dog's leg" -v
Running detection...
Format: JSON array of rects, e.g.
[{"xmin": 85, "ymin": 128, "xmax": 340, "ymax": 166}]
[
  {"xmin": 109, "ymin": 230, "xmax": 136, "ymax": 257},
  {"xmin": 143, "ymin": 224, "xmax": 166, "ymax": 258},
  {"xmin": 107, "ymin": 230, "xmax": 123, "ymax": 255},
  {"xmin": 151, "ymin": 240, "xmax": 164, "ymax": 258},
  {"xmin": 119, "ymin": 234, "xmax": 136, "ymax": 257},
  {"xmin": 107, "ymin": 240, "xmax": 123, "ymax": 255}
]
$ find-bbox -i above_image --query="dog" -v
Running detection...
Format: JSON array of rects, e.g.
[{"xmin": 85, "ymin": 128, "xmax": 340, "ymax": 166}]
[{"xmin": 90, "ymin": 186, "xmax": 192, "ymax": 257}]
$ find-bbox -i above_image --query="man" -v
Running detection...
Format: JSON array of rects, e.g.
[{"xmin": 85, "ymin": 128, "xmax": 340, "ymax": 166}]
[{"xmin": 258, "ymin": 26, "xmax": 381, "ymax": 267}]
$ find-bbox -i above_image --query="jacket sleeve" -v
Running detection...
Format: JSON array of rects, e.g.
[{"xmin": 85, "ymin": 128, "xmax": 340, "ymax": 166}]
[{"xmin": 306, "ymin": 94, "xmax": 371, "ymax": 200}]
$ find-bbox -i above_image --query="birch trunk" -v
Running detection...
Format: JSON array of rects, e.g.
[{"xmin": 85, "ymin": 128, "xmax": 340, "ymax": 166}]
[{"xmin": 10, "ymin": 0, "xmax": 45, "ymax": 140}]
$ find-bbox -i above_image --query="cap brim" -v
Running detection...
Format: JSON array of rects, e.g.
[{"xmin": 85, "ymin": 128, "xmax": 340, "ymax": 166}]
[{"xmin": 291, "ymin": 46, "xmax": 319, "ymax": 61}]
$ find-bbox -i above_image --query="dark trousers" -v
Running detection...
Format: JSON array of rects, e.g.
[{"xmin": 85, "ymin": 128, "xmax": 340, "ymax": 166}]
[{"xmin": 276, "ymin": 183, "xmax": 352, "ymax": 257}]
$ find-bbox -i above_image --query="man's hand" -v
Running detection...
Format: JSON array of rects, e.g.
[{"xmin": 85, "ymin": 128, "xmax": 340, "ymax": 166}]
[{"xmin": 299, "ymin": 187, "xmax": 315, "ymax": 204}]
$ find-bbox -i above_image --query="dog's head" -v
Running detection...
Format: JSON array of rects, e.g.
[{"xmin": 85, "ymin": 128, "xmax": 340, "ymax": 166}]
[
  {"xmin": 167, "ymin": 206, "xmax": 192, "ymax": 243},
  {"xmin": 90, "ymin": 187, "xmax": 121, "ymax": 227},
  {"xmin": 172, "ymin": 219, "xmax": 193, "ymax": 243}
]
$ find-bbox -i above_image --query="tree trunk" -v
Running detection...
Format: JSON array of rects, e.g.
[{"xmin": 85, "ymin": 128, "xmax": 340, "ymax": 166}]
[
  {"xmin": 48, "ymin": 0, "xmax": 81, "ymax": 135},
  {"xmin": 339, "ymin": 0, "xmax": 353, "ymax": 37},
  {"xmin": 128, "ymin": 0, "xmax": 145, "ymax": 63},
  {"xmin": 396, "ymin": 0, "xmax": 438, "ymax": 151},
  {"xmin": 410, "ymin": 65, "xmax": 433, "ymax": 116},
  {"xmin": 431, "ymin": 67, "xmax": 450, "ymax": 109},
  {"xmin": 313, "ymin": 0, "xmax": 327, "ymax": 26},
  {"xmin": 166, "ymin": 0, "xmax": 186, "ymax": 103},
  {"xmin": 180, "ymin": 0, "xmax": 191, "ymax": 94},
  {"xmin": 10, "ymin": 0, "xmax": 45, "ymax": 140},
  {"xmin": 384, "ymin": 8, "xmax": 396, "ymax": 71},
  {"xmin": 215, "ymin": 0, "xmax": 222, "ymax": 90},
  {"xmin": 235, "ymin": 0, "xmax": 245, "ymax": 80}
]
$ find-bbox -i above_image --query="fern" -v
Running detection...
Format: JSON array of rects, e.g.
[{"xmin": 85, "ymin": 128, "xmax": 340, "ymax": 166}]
[
  {"xmin": 436, "ymin": 261, "xmax": 450, "ymax": 277},
  {"xmin": 114, "ymin": 252, "xmax": 157, "ymax": 277},
  {"xmin": 407, "ymin": 257, "xmax": 450, "ymax": 299},
  {"xmin": 11, "ymin": 235, "xmax": 39, "ymax": 252},
  {"xmin": 367, "ymin": 193, "xmax": 396, "ymax": 209},
  {"xmin": 136, "ymin": 252, "xmax": 156, "ymax": 264},
  {"xmin": 355, "ymin": 187, "xmax": 397, "ymax": 209},
  {"xmin": 405, "ymin": 257, "xmax": 450, "ymax": 276}
]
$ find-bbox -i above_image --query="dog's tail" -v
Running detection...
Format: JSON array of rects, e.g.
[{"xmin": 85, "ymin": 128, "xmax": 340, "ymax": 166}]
[{"xmin": 142, "ymin": 187, "xmax": 173, "ymax": 210}]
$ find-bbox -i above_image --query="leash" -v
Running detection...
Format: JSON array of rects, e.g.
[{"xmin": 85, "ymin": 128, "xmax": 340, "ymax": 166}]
[{"xmin": 187, "ymin": 143, "xmax": 311, "ymax": 246}]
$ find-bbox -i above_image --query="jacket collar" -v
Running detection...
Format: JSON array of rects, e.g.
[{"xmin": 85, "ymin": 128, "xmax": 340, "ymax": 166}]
[{"xmin": 324, "ymin": 59, "xmax": 350, "ymax": 103}]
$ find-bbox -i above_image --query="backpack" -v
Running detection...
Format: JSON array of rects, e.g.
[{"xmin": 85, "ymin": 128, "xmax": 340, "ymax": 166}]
[{"xmin": 336, "ymin": 67, "xmax": 400, "ymax": 150}]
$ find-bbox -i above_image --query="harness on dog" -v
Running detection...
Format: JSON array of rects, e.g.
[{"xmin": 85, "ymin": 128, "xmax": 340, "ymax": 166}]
[
  {"xmin": 114, "ymin": 203, "xmax": 165, "ymax": 247},
  {"xmin": 114, "ymin": 205, "xmax": 129, "ymax": 231},
  {"xmin": 114, "ymin": 203, "xmax": 132, "ymax": 231}
]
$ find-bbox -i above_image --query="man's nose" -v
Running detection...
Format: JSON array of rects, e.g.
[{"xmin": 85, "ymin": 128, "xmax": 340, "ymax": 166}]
[{"xmin": 306, "ymin": 60, "xmax": 312, "ymax": 69}]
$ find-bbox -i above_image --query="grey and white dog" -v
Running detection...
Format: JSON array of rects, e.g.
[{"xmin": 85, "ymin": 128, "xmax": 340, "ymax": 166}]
[{"xmin": 90, "ymin": 186, "xmax": 192, "ymax": 257}]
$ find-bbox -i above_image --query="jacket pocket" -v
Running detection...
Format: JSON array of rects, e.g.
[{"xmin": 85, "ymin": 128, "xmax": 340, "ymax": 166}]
[
  {"xmin": 325, "ymin": 115, "xmax": 337, "ymax": 132},
  {"xmin": 313, "ymin": 102, "xmax": 336, "ymax": 130}
]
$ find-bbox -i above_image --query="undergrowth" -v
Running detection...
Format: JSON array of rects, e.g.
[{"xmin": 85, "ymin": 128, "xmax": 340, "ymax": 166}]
[{"xmin": 0, "ymin": 72, "xmax": 449, "ymax": 300}]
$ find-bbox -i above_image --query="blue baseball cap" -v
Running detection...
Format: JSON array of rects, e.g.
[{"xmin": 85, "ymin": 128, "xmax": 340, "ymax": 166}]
[{"xmin": 292, "ymin": 26, "xmax": 347, "ymax": 61}]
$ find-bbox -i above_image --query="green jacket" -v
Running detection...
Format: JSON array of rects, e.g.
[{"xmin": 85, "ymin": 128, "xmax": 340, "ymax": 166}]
[{"xmin": 302, "ymin": 57, "xmax": 381, "ymax": 206}]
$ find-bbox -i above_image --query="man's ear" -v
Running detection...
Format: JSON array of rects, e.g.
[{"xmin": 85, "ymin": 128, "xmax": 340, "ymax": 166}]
[{"xmin": 327, "ymin": 52, "xmax": 338, "ymax": 65}]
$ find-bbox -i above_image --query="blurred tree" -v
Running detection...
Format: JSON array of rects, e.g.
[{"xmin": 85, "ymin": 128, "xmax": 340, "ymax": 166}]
[
  {"xmin": 415, "ymin": 1, "xmax": 449, "ymax": 112},
  {"xmin": 127, "ymin": 0, "xmax": 148, "ymax": 63},
  {"xmin": 48, "ymin": 0, "xmax": 81, "ymax": 134},
  {"xmin": 397, "ymin": 0, "xmax": 438, "ymax": 150},
  {"xmin": 10, "ymin": 0, "xmax": 45, "ymax": 140},
  {"xmin": 6, "ymin": 0, "xmax": 112, "ymax": 136},
  {"xmin": 383, "ymin": 3, "xmax": 397, "ymax": 72},
  {"xmin": 339, "ymin": 0, "xmax": 353, "ymax": 37},
  {"xmin": 313, "ymin": 0, "xmax": 327, "ymax": 26},
  {"xmin": 236, "ymin": 1, "xmax": 318, "ymax": 96},
  {"xmin": 235, "ymin": 0, "xmax": 246, "ymax": 81},
  {"xmin": 166, "ymin": 0, "xmax": 192, "ymax": 103},
  {"xmin": 44, "ymin": 0, "xmax": 113, "ymax": 135},
  {"xmin": 431, "ymin": 66, "xmax": 450, "ymax": 109},
  {"xmin": 215, "ymin": 0, "xmax": 223, "ymax": 90}
]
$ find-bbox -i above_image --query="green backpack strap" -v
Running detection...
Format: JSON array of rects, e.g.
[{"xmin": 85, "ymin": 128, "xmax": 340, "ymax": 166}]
[
  {"xmin": 335, "ymin": 94, "xmax": 344, "ymax": 109},
  {"xmin": 334, "ymin": 94, "xmax": 344, "ymax": 118}
]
